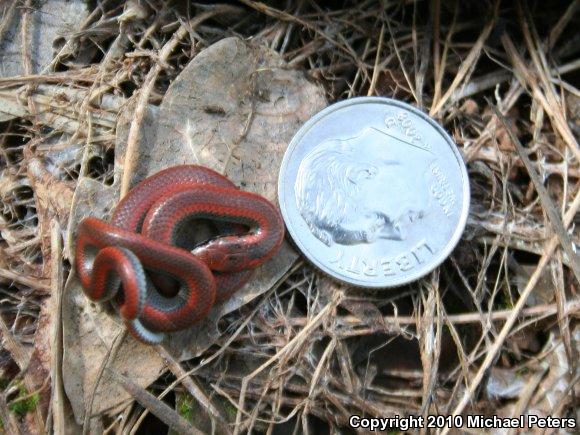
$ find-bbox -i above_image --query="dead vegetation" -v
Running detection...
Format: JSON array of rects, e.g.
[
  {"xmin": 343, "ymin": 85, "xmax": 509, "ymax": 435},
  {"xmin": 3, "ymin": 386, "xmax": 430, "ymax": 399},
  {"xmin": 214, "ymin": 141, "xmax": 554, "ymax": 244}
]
[{"xmin": 0, "ymin": 0, "xmax": 578, "ymax": 433}]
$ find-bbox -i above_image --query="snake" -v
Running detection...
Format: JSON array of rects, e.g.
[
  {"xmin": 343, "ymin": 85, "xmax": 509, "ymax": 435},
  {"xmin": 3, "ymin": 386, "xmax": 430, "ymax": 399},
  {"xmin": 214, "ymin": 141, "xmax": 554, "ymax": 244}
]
[{"xmin": 75, "ymin": 165, "xmax": 285, "ymax": 344}]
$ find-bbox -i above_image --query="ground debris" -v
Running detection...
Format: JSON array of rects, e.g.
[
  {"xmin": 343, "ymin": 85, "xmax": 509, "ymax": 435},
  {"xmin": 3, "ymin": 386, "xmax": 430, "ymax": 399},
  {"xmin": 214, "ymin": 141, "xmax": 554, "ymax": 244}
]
[{"xmin": 0, "ymin": 0, "xmax": 578, "ymax": 433}]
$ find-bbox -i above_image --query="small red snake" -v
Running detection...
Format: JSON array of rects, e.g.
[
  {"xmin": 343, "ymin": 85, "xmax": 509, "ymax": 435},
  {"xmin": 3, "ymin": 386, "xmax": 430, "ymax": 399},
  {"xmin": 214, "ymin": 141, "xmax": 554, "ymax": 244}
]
[{"xmin": 76, "ymin": 165, "xmax": 284, "ymax": 344}]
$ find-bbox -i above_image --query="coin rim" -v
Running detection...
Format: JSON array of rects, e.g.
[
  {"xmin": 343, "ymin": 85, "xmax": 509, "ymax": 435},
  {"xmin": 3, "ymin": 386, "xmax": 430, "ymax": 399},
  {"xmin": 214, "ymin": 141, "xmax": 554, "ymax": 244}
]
[{"xmin": 278, "ymin": 97, "xmax": 470, "ymax": 288}]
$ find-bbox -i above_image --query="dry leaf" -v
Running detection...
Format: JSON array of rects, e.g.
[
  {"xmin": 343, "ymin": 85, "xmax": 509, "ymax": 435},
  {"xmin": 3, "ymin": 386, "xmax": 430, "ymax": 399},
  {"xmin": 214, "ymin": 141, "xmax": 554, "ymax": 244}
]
[
  {"xmin": 26, "ymin": 156, "xmax": 74, "ymax": 266},
  {"xmin": 486, "ymin": 367, "xmax": 527, "ymax": 399},
  {"xmin": 62, "ymin": 36, "xmax": 326, "ymax": 422},
  {"xmin": 0, "ymin": 0, "xmax": 89, "ymax": 121}
]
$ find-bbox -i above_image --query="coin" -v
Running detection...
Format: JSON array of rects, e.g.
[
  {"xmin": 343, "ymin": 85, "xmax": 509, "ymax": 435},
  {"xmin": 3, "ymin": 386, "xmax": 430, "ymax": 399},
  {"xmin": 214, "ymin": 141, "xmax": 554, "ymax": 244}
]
[{"xmin": 278, "ymin": 97, "xmax": 470, "ymax": 287}]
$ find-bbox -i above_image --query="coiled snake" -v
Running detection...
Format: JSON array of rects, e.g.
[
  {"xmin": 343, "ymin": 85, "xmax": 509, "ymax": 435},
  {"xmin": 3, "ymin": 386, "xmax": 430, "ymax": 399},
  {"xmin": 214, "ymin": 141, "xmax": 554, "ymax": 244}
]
[{"xmin": 76, "ymin": 165, "xmax": 284, "ymax": 344}]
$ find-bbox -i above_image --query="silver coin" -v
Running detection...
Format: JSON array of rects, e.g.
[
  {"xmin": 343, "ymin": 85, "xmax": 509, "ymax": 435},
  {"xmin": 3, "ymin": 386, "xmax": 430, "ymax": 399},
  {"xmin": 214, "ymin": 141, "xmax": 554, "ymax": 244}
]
[{"xmin": 278, "ymin": 97, "xmax": 470, "ymax": 288}]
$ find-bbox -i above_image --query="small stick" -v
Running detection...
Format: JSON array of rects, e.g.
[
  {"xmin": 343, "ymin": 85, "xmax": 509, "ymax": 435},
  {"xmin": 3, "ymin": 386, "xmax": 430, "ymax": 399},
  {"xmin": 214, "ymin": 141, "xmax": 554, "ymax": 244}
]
[
  {"xmin": 0, "ymin": 267, "xmax": 51, "ymax": 293},
  {"xmin": 492, "ymin": 104, "xmax": 580, "ymax": 284},
  {"xmin": 49, "ymin": 220, "xmax": 66, "ymax": 434},
  {"xmin": 119, "ymin": 7, "xmax": 239, "ymax": 197},
  {"xmin": 430, "ymin": 0, "xmax": 499, "ymax": 116},
  {"xmin": 366, "ymin": 23, "xmax": 385, "ymax": 96},
  {"xmin": 156, "ymin": 346, "xmax": 231, "ymax": 434},
  {"xmin": 441, "ymin": 184, "xmax": 580, "ymax": 435},
  {"xmin": 82, "ymin": 330, "xmax": 127, "ymax": 435},
  {"xmin": 273, "ymin": 299, "xmax": 579, "ymax": 330},
  {"xmin": 234, "ymin": 291, "xmax": 343, "ymax": 435},
  {"xmin": 109, "ymin": 369, "xmax": 202, "ymax": 435}
]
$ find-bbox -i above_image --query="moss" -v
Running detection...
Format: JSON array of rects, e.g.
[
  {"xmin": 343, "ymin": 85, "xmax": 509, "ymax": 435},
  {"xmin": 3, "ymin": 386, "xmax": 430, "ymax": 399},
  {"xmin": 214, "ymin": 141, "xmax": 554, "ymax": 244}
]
[
  {"xmin": 223, "ymin": 400, "xmax": 237, "ymax": 419},
  {"xmin": 9, "ymin": 384, "xmax": 39, "ymax": 417},
  {"xmin": 176, "ymin": 392, "xmax": 195, "ymax": 423}
]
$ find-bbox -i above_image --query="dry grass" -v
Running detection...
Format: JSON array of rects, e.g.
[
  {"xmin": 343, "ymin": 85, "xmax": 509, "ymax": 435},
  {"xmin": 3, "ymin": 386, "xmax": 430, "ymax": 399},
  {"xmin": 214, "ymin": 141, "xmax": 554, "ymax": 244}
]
[{"xmin": 0, "ymin": 1, "xmax": 578, "ymax": 433}]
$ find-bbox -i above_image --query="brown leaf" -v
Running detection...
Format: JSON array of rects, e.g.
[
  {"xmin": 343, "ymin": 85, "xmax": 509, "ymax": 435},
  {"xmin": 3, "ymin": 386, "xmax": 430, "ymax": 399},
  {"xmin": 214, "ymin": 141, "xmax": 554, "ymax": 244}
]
[
  {"xmin": 0, "ymin": 0, "xmax": 90, "ymax": 121},
  {"xmin": 62, "ymin": 37, "xmax": 326, "ymax": 422},
  {"xmin": 26, "ymin": 156, "xmax": 74, "ymax": 268}
]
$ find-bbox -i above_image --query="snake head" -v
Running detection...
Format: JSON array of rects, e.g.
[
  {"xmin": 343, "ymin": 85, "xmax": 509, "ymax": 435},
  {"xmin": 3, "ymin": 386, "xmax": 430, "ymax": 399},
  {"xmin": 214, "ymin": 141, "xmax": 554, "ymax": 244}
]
[{"xmin": 192, "ymin": 238, "xmax": 248, "ymax": 272}]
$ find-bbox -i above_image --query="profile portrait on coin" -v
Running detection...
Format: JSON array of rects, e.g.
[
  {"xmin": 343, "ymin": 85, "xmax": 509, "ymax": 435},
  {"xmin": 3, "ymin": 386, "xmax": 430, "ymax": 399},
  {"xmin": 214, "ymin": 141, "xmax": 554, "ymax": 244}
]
[{"xmin": 295, "ymin": 127, "xmax": 434, "ymax": 247}]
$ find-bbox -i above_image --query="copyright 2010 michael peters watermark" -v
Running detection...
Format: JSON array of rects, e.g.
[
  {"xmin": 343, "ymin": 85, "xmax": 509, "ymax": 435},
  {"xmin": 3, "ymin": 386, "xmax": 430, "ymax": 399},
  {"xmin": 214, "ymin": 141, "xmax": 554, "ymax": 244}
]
[{"xmin": 348, "ymin": 414, "xmax": 577, "ymax": 431}]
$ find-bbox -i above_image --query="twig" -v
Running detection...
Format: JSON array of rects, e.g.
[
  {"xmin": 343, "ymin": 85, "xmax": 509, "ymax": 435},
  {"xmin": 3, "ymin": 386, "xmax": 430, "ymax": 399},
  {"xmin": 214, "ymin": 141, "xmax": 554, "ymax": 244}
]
[
  {"xmin": 0, "ymin": 391, "xmax": 20, "ymax": 435},
  {"xmin": 82, "ymin": 329, "xmax": 127, "ymax": 435},
  {"xmin": 492, "ymin": 104, "xmax": 580, "ymax": 284},
  {"xmin": 155, "ymin": 346, "xmax": 231, "ymax": 434},
  {"xmin": 366, "ymin": 23, "xmax": 385, "ymax": 96},
  {"xmin": 0, "ymin": 267, "xmax": 51, "ymax": 293},
  {"xmin": 129, "ymin": 260, "xmax": 304, "ymax": 433},
  {"xmin": 119, "ymin": 6, "xmax": 238, "ymax": 197},
  {"xmin": 275, "ymin": 299, "xmax": 580, "ymax": 330},
  {"xmin": 109, "ymin": 369, "xmax": 203, "ymax": 435},
  {"xmin": 385, "ymin": 13, "xmax": 418, "ymax": 103},
  {"xmin": 234, "ymin": 291, "xmax": 343, "ymax": 435},
  {"xmin": 430, "ymin": 0, "xmax": 499, "ymax": 116},
  {"xmin": 0, "ymin": 311, "xmax": 29, "ymax": 369},
  {"xmin": 441, "ymin": 184, "xmax": 580, "ymax": 434},
  {"xmin": 41, "ymin": 0, "xmax": 118, "ymax": 73},
  {"xmin": 49, "ymin": 220, "xmax": 66, "ymax": 434},
  {"xmin": 501, "ymin": 32, "xmax": 580, "ymax": 163}
]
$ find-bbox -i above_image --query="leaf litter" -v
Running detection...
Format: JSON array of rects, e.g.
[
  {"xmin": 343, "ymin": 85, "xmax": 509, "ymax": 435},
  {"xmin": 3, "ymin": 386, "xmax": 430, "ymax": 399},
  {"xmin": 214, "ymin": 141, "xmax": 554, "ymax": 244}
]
[{"xmin": 0, "ymin": 1, "xmax": 578, "ymax": 433}]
